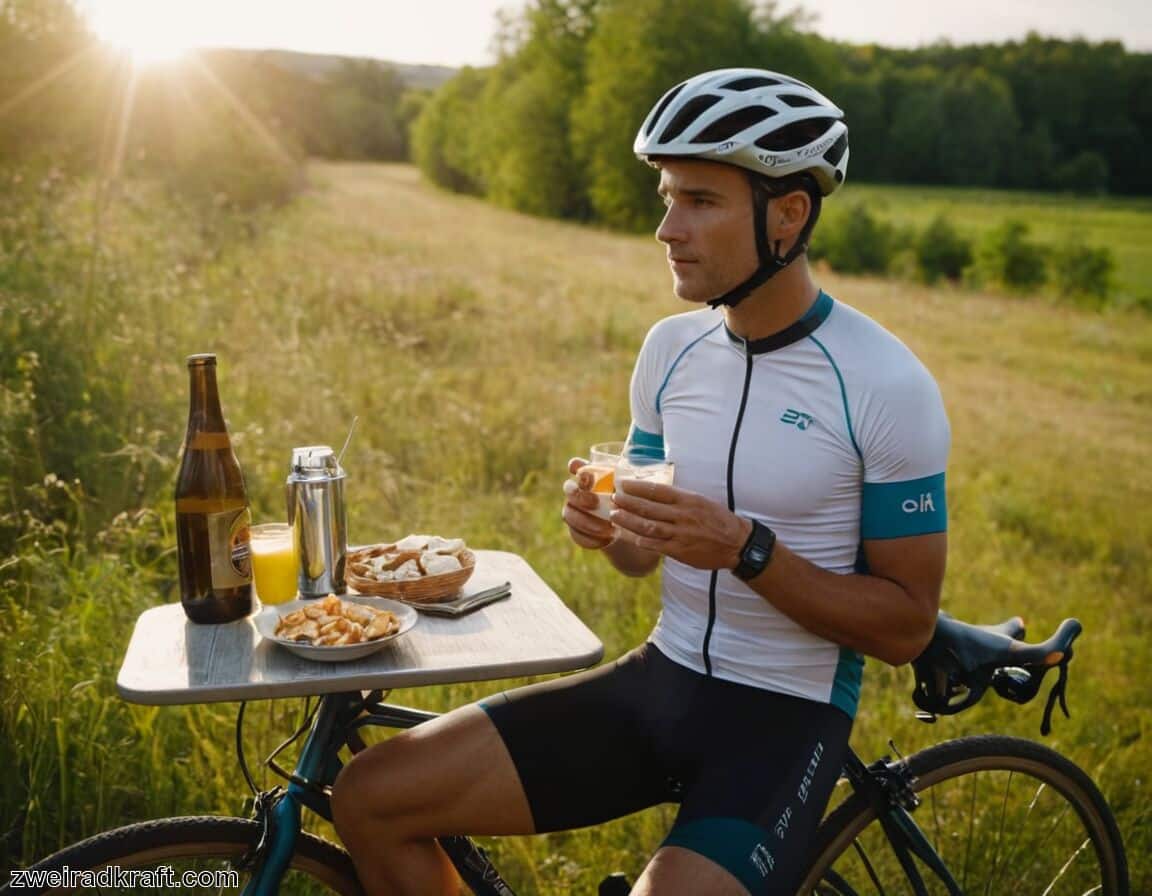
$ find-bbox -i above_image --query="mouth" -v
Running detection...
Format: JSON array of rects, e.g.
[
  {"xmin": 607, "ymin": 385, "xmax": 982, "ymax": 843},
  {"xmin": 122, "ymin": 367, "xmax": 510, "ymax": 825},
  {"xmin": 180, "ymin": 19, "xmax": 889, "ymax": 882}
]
[{"xmin": 669, "ymin": 257, "xmax": 698, "ymax": 272}]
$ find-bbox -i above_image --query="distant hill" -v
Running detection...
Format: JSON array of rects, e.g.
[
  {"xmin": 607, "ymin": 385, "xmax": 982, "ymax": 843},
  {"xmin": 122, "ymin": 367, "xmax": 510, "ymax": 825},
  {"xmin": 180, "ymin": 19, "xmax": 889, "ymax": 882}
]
[{"xmin": 251, "ymin": 48, "xmax": 458, "ymax": 91}]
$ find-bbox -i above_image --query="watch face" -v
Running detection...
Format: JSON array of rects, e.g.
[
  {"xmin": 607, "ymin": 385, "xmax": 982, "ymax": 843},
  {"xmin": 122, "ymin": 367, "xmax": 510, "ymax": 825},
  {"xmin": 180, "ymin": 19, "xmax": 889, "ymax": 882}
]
[{"xmin": 749, "ymin": 546, "xmax": 769, "ymax": 564}]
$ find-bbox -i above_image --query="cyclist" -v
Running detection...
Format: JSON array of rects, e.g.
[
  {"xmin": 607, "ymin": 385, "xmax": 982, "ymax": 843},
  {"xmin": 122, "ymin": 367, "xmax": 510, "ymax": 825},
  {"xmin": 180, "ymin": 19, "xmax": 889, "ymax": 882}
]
[{"xmin": 332, "ymin": 68, "xmax": 950, "ymax": 896}]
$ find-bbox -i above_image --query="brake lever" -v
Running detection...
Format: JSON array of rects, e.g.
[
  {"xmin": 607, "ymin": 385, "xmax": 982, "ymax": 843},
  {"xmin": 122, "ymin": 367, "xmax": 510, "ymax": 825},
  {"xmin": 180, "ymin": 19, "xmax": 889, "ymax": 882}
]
[{"xmin": 1040, "ymin": 659, "xmax": 1071, "ymax": 736}]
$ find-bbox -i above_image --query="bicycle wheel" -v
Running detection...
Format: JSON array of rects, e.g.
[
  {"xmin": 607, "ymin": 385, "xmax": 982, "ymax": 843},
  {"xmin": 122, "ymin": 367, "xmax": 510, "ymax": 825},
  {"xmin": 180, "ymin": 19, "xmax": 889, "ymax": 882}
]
[
  {"xmin": 798, "ymin": 735, "xmax": 1129, "ymax": 895},
  {"xmin": 5, "ymin": 816, "xmax": 362, "ymax": 895}
]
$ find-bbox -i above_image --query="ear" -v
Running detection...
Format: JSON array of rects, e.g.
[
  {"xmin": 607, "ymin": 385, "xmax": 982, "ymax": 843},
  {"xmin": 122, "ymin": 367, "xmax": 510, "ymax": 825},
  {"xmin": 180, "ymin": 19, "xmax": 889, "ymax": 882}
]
[{"xmin": 768, "ymin": 190, "xmax": 812, "ymax": 242}]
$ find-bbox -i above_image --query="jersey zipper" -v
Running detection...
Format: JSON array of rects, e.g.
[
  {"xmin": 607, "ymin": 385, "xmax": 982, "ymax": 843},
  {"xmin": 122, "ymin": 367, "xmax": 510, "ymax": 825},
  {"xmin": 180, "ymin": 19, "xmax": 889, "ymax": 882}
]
[{"xmin": 703, "ymin": 343, "xmax": 755, "ymax": 676}]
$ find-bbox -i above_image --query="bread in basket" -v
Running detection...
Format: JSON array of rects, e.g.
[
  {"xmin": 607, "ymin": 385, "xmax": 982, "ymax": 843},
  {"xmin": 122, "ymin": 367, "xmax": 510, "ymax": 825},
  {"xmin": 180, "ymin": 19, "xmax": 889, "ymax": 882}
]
[{"xmin": 348, "ymin": 534, "xmax": 475, "ymax": 603}]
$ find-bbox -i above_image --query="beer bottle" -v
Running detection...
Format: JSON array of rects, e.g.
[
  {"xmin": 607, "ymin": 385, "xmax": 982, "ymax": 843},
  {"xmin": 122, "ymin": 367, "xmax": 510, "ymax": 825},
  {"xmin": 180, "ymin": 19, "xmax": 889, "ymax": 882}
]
[{"xmin": 175, "ymin": 353, "xmax": 253, "ymax": 623}]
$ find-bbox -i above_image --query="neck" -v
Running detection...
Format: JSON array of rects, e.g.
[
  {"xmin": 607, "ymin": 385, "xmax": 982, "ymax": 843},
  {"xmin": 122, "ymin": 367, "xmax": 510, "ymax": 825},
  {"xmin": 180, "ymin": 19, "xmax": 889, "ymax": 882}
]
[{"xmin": 723, "ymin": 258, "xmax": 819, "ymax": 341}]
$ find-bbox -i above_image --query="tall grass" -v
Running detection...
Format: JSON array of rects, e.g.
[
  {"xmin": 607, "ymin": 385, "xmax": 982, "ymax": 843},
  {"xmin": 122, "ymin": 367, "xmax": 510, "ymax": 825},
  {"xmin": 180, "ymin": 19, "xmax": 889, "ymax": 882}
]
[{"xmin": 2, "ymin": 162, "xmax": 1150, "ymax": 891}]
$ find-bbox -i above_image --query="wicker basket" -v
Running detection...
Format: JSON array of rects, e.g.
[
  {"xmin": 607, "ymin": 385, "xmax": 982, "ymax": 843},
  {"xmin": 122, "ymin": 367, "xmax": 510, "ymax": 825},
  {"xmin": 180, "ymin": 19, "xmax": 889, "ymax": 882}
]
[{"xmin": 347, "ymin": 545, "xmax": 475, "ymax": 604}]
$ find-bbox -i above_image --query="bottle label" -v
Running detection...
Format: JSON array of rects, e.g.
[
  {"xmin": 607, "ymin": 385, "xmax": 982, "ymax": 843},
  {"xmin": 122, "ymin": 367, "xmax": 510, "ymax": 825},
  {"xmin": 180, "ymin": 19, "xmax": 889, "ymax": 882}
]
[{"xmin": 207, "ymin": 507, "xmax": 252, "ymax": 588}]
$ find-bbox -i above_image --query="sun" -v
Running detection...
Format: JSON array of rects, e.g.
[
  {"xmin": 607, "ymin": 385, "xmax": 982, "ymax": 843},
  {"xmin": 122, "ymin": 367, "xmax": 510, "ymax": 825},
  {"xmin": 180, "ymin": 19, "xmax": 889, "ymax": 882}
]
[{"xmin": 85, "ymin": 0, "xmax": 195, "ymax": 65}]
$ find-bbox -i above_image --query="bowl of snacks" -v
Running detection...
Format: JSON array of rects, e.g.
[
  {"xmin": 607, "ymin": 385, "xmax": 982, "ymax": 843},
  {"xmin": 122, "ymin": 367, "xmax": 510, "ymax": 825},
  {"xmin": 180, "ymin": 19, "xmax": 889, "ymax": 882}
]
[
  {"xmin": 348, "ymin": 534, "xmax": 475, "ymax": 603},
  {"xmin": 255, "ymin": 593, "xmax": 417, "ymax": 662}
]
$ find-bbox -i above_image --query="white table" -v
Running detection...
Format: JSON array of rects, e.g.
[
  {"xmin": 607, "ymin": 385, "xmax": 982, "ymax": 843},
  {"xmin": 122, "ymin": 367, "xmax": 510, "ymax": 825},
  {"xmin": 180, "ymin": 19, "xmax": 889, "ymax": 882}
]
[{"xmin": 117, "ymin": 551, "xmax": 604, "ymax": 705}]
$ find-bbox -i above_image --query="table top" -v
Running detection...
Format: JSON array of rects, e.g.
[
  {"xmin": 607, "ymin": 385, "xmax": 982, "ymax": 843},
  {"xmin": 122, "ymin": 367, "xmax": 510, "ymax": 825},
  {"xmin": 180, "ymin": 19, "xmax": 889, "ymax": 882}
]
[{"xmin": 116, "ymin": 550, "xmax": 604, "ymax": 706}]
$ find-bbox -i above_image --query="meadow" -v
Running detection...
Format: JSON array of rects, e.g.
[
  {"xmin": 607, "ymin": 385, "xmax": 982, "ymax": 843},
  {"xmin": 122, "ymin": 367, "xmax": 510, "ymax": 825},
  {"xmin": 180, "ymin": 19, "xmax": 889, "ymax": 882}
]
[
  {"xmin": 1, "ymin": 161, "xmax": 1150, "ymax": 892},
  {"xmin": 836, "ymin": 182, "xmax": 1152, "ymax": 306}
]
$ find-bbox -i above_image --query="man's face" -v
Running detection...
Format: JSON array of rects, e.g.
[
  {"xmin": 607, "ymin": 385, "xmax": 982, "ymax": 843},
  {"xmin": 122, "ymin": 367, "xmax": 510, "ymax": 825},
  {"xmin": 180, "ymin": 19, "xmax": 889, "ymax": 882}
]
[{"xmin": 655, "ymin": 160, "xmax": 760, "ymax": 304}]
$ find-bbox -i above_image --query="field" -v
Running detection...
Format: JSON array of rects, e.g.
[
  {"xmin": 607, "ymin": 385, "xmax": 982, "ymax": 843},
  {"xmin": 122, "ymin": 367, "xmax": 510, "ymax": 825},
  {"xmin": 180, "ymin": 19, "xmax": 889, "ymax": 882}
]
[
  {"xmin": 838, "ymin": 182, "xmax": 1152, "ymax": 306},
  {"xmin": 2, "ymin": 161, "xmax": 1151, "ymax": 891}
]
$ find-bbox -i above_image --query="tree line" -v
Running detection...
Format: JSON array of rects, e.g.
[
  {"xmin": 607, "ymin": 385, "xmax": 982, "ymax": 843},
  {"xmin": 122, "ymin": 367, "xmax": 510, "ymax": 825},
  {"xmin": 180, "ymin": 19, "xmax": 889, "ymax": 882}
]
[{"xmin": 413, "ymin": 0, "xmax": 1152, "ymax": 231}]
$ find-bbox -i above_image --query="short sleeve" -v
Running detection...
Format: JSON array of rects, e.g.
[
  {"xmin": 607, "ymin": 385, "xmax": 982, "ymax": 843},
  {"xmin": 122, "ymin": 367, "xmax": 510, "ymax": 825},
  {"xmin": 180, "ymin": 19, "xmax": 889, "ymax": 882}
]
[
  {"xmin": 857, "ymin": 364, "xmax": 951, "ymax": 539},
  {"xmin": 629, "ymin": 323, "xmax": 667, "ymax": 438}
]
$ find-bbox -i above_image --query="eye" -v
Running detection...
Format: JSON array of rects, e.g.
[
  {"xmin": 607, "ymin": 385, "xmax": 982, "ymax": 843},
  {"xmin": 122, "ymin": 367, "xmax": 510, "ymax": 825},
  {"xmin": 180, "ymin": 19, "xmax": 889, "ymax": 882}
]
[{"xmin": 692, "ymin": 196, "xmax": 715, "ymax": 208}]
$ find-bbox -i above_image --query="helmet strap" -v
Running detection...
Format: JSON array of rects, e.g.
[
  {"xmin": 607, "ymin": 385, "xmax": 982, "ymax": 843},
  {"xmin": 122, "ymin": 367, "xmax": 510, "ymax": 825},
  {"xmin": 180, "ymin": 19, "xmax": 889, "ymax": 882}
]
[{"xmin": 707, "ymin": 178, "xmax": 819, "ymax": 310}]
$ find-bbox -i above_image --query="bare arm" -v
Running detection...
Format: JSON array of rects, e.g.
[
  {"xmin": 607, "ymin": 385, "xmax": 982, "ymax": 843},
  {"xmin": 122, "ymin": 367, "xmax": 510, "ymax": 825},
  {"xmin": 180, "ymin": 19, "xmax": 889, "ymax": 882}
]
[{"xmin": 611, "ymin": 479, "xmax": 944, "ymax": 665}]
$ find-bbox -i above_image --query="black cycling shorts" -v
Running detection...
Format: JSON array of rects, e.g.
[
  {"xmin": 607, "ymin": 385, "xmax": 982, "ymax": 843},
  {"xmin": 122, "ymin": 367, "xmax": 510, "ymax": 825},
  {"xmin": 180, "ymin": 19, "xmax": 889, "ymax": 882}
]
[{"xmin": 480, "ymin": 642, "xmax": 852, "ymax": 895}]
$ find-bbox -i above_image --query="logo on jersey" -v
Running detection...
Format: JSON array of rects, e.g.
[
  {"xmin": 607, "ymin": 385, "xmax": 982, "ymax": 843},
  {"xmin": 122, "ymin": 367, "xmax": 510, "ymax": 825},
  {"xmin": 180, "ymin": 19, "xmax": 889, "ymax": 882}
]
[
  {"xmin": 902, "ymin": 493, "xmax": 937, "ymax": 514},
  {"xmin": 780, "ymin": 408, "xmax": 815, "ymax": 430}
]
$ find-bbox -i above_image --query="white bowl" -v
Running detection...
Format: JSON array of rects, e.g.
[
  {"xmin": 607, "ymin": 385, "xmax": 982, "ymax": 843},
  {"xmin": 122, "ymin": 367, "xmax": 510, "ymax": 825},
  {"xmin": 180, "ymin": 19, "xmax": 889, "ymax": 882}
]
[{"xmin": 254, "ymin": 595, "xmax": 418, "ymax": 662}]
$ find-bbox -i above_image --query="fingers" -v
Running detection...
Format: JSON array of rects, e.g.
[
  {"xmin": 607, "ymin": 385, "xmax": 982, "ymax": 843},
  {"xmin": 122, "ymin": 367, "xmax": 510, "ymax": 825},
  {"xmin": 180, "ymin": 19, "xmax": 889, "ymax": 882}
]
[
  {"xmin": 563, "ymin": 502, "xmax": 615, "ymax": 549},
  {"xmin": 615, "ymin": 478, "xmax": 677, "ymax": 504},
  {"xmin": 568, "ymin": 457, "xmax": 589, "ymax": 475},
  {"xmin": 611, "ymin": 487, "xmax": 680, "ymax": 523}
]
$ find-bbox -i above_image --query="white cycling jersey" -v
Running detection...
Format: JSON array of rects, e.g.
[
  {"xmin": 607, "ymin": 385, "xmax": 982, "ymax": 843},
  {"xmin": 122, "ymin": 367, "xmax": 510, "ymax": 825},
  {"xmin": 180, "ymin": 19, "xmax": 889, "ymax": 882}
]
[{"xmin": 629, "ymin": 291, "xmax": 950, "ymax": 717}]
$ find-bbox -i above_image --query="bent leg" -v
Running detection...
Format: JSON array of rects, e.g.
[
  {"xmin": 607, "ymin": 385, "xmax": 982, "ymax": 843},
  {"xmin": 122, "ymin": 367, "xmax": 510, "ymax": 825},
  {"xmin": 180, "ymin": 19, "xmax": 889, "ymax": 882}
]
[{"xmin": 331, "ymin": 703, "xmax": 533, "ymax": 896}]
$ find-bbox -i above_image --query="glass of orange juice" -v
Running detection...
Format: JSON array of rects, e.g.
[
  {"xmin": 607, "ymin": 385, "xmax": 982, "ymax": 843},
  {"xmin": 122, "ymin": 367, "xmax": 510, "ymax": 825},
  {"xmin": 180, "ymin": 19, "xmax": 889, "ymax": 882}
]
[
  {"xmin": 250, "ymin": 523, "xmax": 298, "ymax": 605},
  {"xmin": 584, "ymin": 441, "xmax": 625, "ymax": 519}
]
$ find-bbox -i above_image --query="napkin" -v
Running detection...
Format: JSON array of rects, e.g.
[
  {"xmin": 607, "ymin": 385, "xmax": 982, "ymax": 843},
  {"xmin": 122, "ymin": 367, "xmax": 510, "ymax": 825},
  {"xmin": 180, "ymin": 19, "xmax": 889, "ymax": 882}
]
[{"xmin": 406, "ymin": 581, "xmax": 512, "ymax": 617}]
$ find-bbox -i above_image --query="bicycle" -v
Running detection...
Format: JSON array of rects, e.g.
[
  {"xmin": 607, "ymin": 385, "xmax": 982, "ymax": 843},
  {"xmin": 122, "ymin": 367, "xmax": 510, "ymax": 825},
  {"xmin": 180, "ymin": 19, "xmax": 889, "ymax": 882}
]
[{"xmin": 6, "ymin": 612, "xmax": 1129, "ymax": 895}]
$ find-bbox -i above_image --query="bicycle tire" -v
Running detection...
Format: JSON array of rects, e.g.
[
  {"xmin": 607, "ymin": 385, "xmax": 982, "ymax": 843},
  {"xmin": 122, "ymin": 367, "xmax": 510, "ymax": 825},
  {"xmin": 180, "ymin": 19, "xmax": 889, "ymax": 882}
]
[
  {"xmin": 4, "ymin": 816, "xmax": 362, "ymax": 895},
  {"xmin": 797, "ymin": 735, "xmax": 1129, "ymax": 895}
]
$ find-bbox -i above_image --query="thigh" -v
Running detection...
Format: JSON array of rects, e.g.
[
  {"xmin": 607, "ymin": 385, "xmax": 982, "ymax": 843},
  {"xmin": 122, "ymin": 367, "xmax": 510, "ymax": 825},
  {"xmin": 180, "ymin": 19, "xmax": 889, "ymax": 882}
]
[
  {"xmin": 336, "ymin": 702, "xmax": 537, "ymax": 838},
  {"xmin": 480, "ymin": 644, "xmax": 679, "ymax": 832},
  {"xmin": 662, "ymin": 686, "xmax": 853, "ymax": 896}
]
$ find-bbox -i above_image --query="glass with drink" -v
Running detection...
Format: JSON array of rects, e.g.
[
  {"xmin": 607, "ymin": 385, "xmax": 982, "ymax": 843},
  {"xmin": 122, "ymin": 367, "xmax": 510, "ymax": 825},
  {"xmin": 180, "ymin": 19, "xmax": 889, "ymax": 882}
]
[
  {"xmin": 583, "ymin": 441, "xmax": 624, "ymax": 519},
  {"xmin": 250, "ymin": 522, "xmax": 298, "ymax": 605}
]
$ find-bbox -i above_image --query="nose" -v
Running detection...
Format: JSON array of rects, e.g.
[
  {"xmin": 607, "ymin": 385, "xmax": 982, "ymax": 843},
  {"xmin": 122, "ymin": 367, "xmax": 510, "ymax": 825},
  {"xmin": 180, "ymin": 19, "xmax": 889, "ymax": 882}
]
[{"xmin": 656, "ymin": 203, "xmax": 686, "ymax": 246}]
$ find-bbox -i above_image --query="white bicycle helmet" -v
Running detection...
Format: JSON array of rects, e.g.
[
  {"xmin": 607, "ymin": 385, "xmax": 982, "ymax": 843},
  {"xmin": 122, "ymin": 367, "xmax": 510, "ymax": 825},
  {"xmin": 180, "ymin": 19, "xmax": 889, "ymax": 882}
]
[
  {"xmin": 634, "ymin": 67, "xmax": 848, "ymax": 195},
  {"xmin": 635, "ymin": 68, "xmax": 849, "ymax": 308}
]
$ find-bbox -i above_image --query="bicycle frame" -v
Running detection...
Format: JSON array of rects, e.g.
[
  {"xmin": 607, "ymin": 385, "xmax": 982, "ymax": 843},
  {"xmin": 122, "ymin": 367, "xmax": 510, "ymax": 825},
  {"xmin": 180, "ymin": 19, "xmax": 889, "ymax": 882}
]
[
  {"xmin": 241, "ymin": 690, "xmax": 513, "ymax": 896},
  {"xmin": 241, "ymin": 694, "xmax": 969, "ymax": 896},
  {"xmin": 838, "ymin": 750, "xmax": 963, "ymax": 896}
]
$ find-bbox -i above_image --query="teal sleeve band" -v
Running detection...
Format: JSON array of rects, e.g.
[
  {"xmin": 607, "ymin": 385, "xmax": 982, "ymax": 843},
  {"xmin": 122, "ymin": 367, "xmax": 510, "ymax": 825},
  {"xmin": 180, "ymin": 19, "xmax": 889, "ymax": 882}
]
[
  {"xmin": 861, "ymin": 473, "xmax": 947, "ymax": 539},
  {"xmin": 627, "ymin": 425, "xmax": 664, "ymax": 453}
]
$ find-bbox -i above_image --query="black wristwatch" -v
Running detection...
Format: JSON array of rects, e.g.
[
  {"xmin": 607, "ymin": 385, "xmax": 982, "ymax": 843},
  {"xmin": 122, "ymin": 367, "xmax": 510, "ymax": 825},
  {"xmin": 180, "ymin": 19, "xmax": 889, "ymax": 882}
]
[{"xmin": 732, "ymin": 519, "xmax": 777, "ymax": 581}]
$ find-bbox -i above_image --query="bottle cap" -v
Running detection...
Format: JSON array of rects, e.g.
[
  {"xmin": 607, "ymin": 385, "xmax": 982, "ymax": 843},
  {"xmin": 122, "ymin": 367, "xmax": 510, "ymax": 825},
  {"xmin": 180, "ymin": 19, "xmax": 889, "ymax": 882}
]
[
  {"xmin": 186, "ymin": 353, "xmax": 217, "ymax": 366},
  {"xmin": 291, "ymin": 445, "xmax": 341, "ymax": 476}
]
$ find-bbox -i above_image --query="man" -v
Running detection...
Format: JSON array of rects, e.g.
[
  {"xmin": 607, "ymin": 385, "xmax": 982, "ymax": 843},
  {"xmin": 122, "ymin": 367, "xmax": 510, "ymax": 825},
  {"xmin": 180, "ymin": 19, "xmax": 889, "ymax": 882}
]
[{"xmin": 332, "ymin": 68, "xmax": 950, "ymax": 896}]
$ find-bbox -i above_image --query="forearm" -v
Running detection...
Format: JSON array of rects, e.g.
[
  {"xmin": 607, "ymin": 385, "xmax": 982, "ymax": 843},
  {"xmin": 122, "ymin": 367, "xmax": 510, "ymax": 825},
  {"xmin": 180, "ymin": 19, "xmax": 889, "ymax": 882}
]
[
  {"xmin": 746, "ymin": 542, "xmax": 939, "ymax": 665},
  {"xmin": 602, "ymin": 536, "xmax": 662, "ymax": 577}
]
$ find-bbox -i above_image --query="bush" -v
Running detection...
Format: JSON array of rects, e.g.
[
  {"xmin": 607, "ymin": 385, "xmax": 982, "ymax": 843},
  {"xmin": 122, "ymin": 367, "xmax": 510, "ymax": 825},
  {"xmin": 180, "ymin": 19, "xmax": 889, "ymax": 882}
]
[
  {"xmin": 1052, "ymin": 245, "xmax": 1114, "ymax": 306},
  {"xmin": 915, "ymin": 214, "xmax": 972, "ymax": 283},
  {"xmin": 813, "ymin": 203, "xmax": 894, "ymax": 275},
  {"xmin": 970, "ymin": 219, "xmax": 1047, "ymax": 292}
]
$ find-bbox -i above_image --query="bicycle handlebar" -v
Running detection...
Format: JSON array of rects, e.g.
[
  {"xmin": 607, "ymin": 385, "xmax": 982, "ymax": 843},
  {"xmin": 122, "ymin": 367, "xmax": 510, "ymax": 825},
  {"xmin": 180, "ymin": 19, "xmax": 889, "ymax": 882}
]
[{"xmin": 910, "ymin": 611, "xmax": 1082, "ymax": 735}]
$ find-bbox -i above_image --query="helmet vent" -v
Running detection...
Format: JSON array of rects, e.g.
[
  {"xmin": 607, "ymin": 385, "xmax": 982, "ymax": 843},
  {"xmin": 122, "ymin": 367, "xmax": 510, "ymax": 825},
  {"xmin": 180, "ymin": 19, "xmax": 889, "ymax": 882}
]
[
  {"xmin": 690, "ymin": 106, "xmax": 777, "ymax": 144},
  {"xmin": 658, "ymin": 94, "xmax": 723, "ymax": 143},
  {"xmin": 823, "ymin": 133, "xmax": 849, "ymax": 166},
  {"xmin": 720, "ymin": 75, "xmax": 782, "ymax": 90},
  {"xmin": 780, "ymin": 94, "xmax": 821, "ymax": 108},
  {"xmin": 755, "ymin": 117, "xmax": 837, "ymax": 151},
  {"xmin": 645, "ymin": 82, "xmax": 687, "ymax": 137}
]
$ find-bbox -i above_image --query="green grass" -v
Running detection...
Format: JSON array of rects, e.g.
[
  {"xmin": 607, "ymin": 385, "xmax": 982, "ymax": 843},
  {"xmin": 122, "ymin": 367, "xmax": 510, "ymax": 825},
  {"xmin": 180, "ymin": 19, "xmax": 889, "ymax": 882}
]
[
  {"xmin": 838, "ymin": 182, "xmax": 1152, "ymax": 306},
  {"xmin": 2, "ymin": 162, "xmax": 1150, "ymax": 891}
]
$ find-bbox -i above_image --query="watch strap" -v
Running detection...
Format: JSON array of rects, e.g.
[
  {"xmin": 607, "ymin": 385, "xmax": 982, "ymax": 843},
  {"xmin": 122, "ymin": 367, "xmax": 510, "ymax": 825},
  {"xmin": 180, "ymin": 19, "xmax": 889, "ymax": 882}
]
[{"xmin": 732, "ymin": 519, "xmax": 777, "ymax": 581}]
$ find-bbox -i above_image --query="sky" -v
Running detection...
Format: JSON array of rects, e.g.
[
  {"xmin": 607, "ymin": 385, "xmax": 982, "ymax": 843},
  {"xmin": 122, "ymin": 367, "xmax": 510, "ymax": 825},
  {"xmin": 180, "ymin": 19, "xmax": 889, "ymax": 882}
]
[{"xmin": 80, "ymin": 0, "xmax": 1152, "ymax": 67}]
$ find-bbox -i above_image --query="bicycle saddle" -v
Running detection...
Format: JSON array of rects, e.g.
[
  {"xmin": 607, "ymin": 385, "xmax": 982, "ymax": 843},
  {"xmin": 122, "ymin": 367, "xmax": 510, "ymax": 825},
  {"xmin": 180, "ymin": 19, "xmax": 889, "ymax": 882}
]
[{"xmin": 911, "ymin": 611, "xmax": 1082, "ymax": 735}]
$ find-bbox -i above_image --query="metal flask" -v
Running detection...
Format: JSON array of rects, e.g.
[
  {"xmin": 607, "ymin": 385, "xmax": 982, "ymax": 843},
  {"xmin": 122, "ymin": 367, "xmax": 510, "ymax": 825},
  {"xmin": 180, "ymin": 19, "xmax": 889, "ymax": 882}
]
[{"xmin": 286, "ymin": 445, "xmax": 348, "ymax": 598}]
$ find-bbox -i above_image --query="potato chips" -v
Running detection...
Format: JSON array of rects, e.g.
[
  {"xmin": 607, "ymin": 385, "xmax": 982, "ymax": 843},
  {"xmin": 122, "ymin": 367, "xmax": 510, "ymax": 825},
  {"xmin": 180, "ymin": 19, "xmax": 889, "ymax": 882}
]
[{"xmin": 273, "ymin": 594, "xmax": 400, "ymax": 647}]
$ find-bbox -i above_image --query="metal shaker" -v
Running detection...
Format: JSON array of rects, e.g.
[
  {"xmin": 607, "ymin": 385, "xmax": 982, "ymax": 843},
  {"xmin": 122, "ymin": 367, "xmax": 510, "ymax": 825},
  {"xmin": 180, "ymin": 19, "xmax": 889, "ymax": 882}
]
[{"xmin": 286, "ymin": 445, "xmax": 348, "ymax": 598}]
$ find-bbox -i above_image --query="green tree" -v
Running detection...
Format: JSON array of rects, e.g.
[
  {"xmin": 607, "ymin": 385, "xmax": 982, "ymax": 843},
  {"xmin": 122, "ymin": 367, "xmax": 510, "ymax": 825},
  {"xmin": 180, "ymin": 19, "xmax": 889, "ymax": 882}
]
[
  {"xmin": 935, "ymin": 68, "xmax": 1019, "ymax": 186},
  {"xmin": 477, "ymin": 0, "xmax": 598, "ymax": 217},
  {"xmin": 411, "ymin": 66, "xmax": 490, "ymax": 195},
  {"xmin": 571, "ymin": 0, "xmax": 765, "ymax": 230}
]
